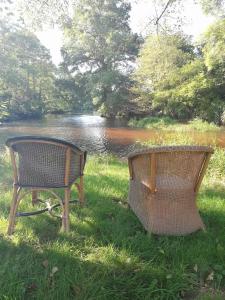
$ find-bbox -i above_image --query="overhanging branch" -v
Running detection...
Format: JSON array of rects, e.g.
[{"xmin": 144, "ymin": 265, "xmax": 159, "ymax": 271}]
[{"xmin": 154, "ymin": 0, "xmax": 174, "ymax": 26}]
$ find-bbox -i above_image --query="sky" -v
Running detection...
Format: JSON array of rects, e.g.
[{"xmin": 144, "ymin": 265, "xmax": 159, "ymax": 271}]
[{"xmin": 37, "ymin": 0, "xmax": 215, "ymax": 66}]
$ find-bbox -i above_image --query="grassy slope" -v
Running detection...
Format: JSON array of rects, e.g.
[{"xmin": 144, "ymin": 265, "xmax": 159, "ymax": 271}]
[
  {"xmin": 128, "ymin": 117, "xmax": 221, "ymax": 132},
  {"xmin": 0, "ymin": 149, "xmax": 225, "ymax": 300}
]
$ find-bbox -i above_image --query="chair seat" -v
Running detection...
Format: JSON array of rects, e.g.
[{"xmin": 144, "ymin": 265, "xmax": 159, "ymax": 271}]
[
  {"xmin": 141, "ymin": 175, "xmax": 193, "ymax": 191},
  {"xmin": 156, "ymin": 175, "xmax": 193, "ymax": 191}
]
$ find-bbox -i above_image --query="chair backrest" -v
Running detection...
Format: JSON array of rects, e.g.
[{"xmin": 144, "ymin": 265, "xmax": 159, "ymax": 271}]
[
  {"xmin": 128, "ymin": 146, "xmax": 214, "ymax": 193},
  {"xmin": 6, "ymin": 136, "xmax": 87, "ymax": 188}
]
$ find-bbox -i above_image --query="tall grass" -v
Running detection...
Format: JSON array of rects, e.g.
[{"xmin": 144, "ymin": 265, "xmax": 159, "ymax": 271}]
[
  {"xmin": 141, "ymin": 132, "xmax": 225, "ymax": 184},
  {"xmin": 189, "ymin": 119, "xmax": 220, "ymax": 131},
  {"xmin": 128, "ymin": 117, "xmax": 220, "ymax": 132}
]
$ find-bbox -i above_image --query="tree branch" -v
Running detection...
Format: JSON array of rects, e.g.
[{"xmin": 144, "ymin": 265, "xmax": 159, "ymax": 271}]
[
  {"xmin": 154, "ymin": 0, "xmax": 174, "ymax": 26},
  {"xmin": 144, "ymin": 0, "xmax": 177, "ymax": 34}
]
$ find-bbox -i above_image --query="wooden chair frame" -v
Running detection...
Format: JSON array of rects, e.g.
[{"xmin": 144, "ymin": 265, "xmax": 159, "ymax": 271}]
[{"xmin": 6, "ymin": 136, "xmax": 86, "ymax": 235}]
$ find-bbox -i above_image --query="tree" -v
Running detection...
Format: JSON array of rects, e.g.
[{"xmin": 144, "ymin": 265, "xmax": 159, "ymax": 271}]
[
  {"xmin": 3, "ymin": 0, "xmax": 225, "ymax": 31},
  {"xmin": 0, "ymin": 22, "xmax": 56, "ymax": 120},
  {"xmin": 202, "ymin": 19, "xmax": 225, "ymax": 71},
  {"xmin": 200, "ymin": 19, "xmax": 225, "ymax": 123},
  {"xmin": 199, "ymin": 0, "xmax": 225, "ymax": 16},
  {"xmin": 54, "ymin": 70, "xmax": 93, "ymax": 113},
  {"xmin": 134, "ymin": 34, "xmax": 194, "ymax": 89},
  {"xmin": 14, "ymin": 0, "xmax": 72, "ymax": 29},
  {"xmin": 133, "ymin": 20, "xmax": 225, "ymax": 124},
  {"xmin": 153, "ymin": 59, "xmax": 224, "ymax": 122},
  {"xmin": 132, "ymin": 33, "xmax": 194, "ymax": 117},
  {"xmin": 61, "ymin": 0, "xmax": 141, "ymax": 117},
  {"xmin": 161, "ymin": 20, "xmax": 225, "ymax": 123},
  {"xmin": 140, "ymin": 0, "xmax": 184, "ymax": 34},
  {"xmin": 136, "ymin": 0, "xmax": 225, "ymax": 34}
]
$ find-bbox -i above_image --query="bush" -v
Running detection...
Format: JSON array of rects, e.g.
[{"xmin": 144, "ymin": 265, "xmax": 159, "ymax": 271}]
[{"xmin": 128, "ymin": 116, "xmax": 177, "ymax": 129}]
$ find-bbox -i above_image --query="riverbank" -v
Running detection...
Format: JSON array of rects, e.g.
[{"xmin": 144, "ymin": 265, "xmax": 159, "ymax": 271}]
[
  {"xmin": 0, "ymin": 143, "xmax": 225, "ymax": 299},
  {"xmin": 128, "ymin": 117, "xmax": 222, "ymax": 132}
]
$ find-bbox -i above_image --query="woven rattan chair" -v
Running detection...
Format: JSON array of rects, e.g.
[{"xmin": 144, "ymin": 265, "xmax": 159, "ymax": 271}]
[
  {"xmin": 6, "ymin": 136, "xmax": 87, "ymax": 235},
  {"xmin": 128, "ymin": 146, "xmax": 214, "ymax": 236}
]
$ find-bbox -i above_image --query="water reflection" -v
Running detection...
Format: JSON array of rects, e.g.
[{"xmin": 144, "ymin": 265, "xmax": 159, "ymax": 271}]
[
  {"xmin": 0, "ymin": 114, "xmax": 224, "ymax": 156},
  {"xmin": 50, "ymin": 114, "xmax": 106, "ymax": 127}
]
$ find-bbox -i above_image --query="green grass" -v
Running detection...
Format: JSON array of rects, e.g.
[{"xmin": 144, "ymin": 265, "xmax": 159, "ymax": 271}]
[
  {"xmin": 0, "ymin": 146, "xmax": 225, "ymax": 299},
  {"xmin": 128, "ymin": 117, "xmax": 220, "ymax": 132}
]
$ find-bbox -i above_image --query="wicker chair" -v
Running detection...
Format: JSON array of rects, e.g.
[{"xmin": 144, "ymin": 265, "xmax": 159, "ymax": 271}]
[
  {"xmin": 6, "ymin": 136, "xmax": 87, "ymax": 235},
  {"xmin": 128, "ymin": 146, "xmax": 214, "ymax": 236}
]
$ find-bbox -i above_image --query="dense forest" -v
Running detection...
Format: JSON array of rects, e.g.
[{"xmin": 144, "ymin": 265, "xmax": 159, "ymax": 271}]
[{"xmin": 0, "ymin": 0, "xmax": 225, "ymax": 124}]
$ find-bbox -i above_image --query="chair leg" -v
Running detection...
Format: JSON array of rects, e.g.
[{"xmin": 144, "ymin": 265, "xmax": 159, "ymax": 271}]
[
  {"xmin": 32, "ymin": 190, "xmax": 38, "ymax": 206},
  {"xmin": 79, "ymin": 176, "xmax": 84, "ymax": 206},
  {"xmin": 7, "ymin": 185, "xmax": 20, "ymax": 235},
  {"xmin": 62, "ymin": 188, "xmax": 71, "ymax": 232}
]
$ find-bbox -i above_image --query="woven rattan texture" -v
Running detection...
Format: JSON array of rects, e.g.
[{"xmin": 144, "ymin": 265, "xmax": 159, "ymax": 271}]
[
  {"xmin": 14, "ymin": 142, "xmax": 81, "ymax": 187},
  {"xmin": 128, "ymin": 150, "xmax": 208, "ymax": 235}
]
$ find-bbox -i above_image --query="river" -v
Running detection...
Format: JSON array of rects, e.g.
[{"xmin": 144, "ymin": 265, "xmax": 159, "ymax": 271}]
[{"xmin": 0, "ymin": 114, "xmax": 224, "ymax": 156}]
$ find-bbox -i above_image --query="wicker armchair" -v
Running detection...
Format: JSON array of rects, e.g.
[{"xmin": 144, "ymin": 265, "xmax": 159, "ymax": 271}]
[
  {"xmin": 6, "ymin": 136, "xmax": 87, "ymax": 234},
  {"xmin": 128, "ymin": 146, "xmax": 214, "ymax": 236}
]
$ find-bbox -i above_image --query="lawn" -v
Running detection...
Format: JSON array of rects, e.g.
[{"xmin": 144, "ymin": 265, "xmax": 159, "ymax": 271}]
[{"xmin": 0, "ymin": 148, "xmax": 225, "ymax": 299}]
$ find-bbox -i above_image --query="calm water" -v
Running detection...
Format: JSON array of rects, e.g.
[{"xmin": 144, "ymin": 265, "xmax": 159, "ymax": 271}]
[{"xmin": 0, "ymin": 114, "xmax": 225, "ymax": 156}]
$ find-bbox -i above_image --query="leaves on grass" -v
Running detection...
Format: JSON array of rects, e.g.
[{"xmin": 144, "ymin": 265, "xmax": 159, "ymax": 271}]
[
  {"xmin": 50, "ymin": 266, "xmax": 59, "ymax": 277},
  {"xmin": 70, "ymin": 285, "xmax": 81, "ymax": 297},
  {"xmin": 206, "ymin": 271, "xmax": 214, "ymax": 281},
  {"xmin": 25, "ymin": 283, "xmax": 37, "ymax": 295},
  {"xmin": 42, "ymin": 259, "xmax": 49, "ymax": 268},
  {"xmin": 194, "ymin": 264, "xmax": 198, "ymax": 272}
]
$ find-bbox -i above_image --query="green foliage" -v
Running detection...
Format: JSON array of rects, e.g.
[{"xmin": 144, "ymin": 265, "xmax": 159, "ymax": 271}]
[
  {"xmin": 202, "ymin": 19, "xmax": 225, "ymax": 71},
  {"xmin": 133, "ymin": 20, "xmax": 225, "ymax": 124},
  {"xmin": 1, "ymin": 0, "xmax": 225, "ymax": 122},
  {"xmin": 128, "ymin": 116, "xmax": 177, "ymax": 129},
  {"xmin": 4, "ymin": 0, "xmax": 72, "ymax": 29},
  {"xmin": 154, "ymin": 59, "xmax": 224, "ymax": 123},
  {"xmin": 133, "ymin": 33, "xmax": 197, "ymax": 120},
  {"xmin": 53, "ymin": 72, "xmax": 93, "ymax": 113},
  {"xmin": 134, "ymin": 34, "xmax": 194, "ymax": 91},
  {"xmin": 199, "ymin": 0, "xmax": 225, "ymax": 16},
  {"xmin": 61, "ymin": 0, "xmax": 141, "ymax": 117},
  {"xmin": 0, "ymin": 22, "xmax": 56, "ymax": 120}
]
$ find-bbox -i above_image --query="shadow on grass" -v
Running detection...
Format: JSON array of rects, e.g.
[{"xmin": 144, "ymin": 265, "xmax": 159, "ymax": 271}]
[
  {"xmin": 200, "ymin": 185, "xmax": 225, "ymax": 200},
  {"xmin": 2, "ymin": 206, "xmax": 225, "ymax": 299},
  {"xmin": 0, "ymin": 233, "xmax": 181, "ymax": 300},
  {"xmin": 1, "ymin": 167, "xmax": 225, "ymax": 299}
]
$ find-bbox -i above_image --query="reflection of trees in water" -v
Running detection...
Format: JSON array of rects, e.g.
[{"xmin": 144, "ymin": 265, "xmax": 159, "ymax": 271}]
[{"xmin": 0, "ymin": 115, "xmax": 224, "ymax": 156}]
